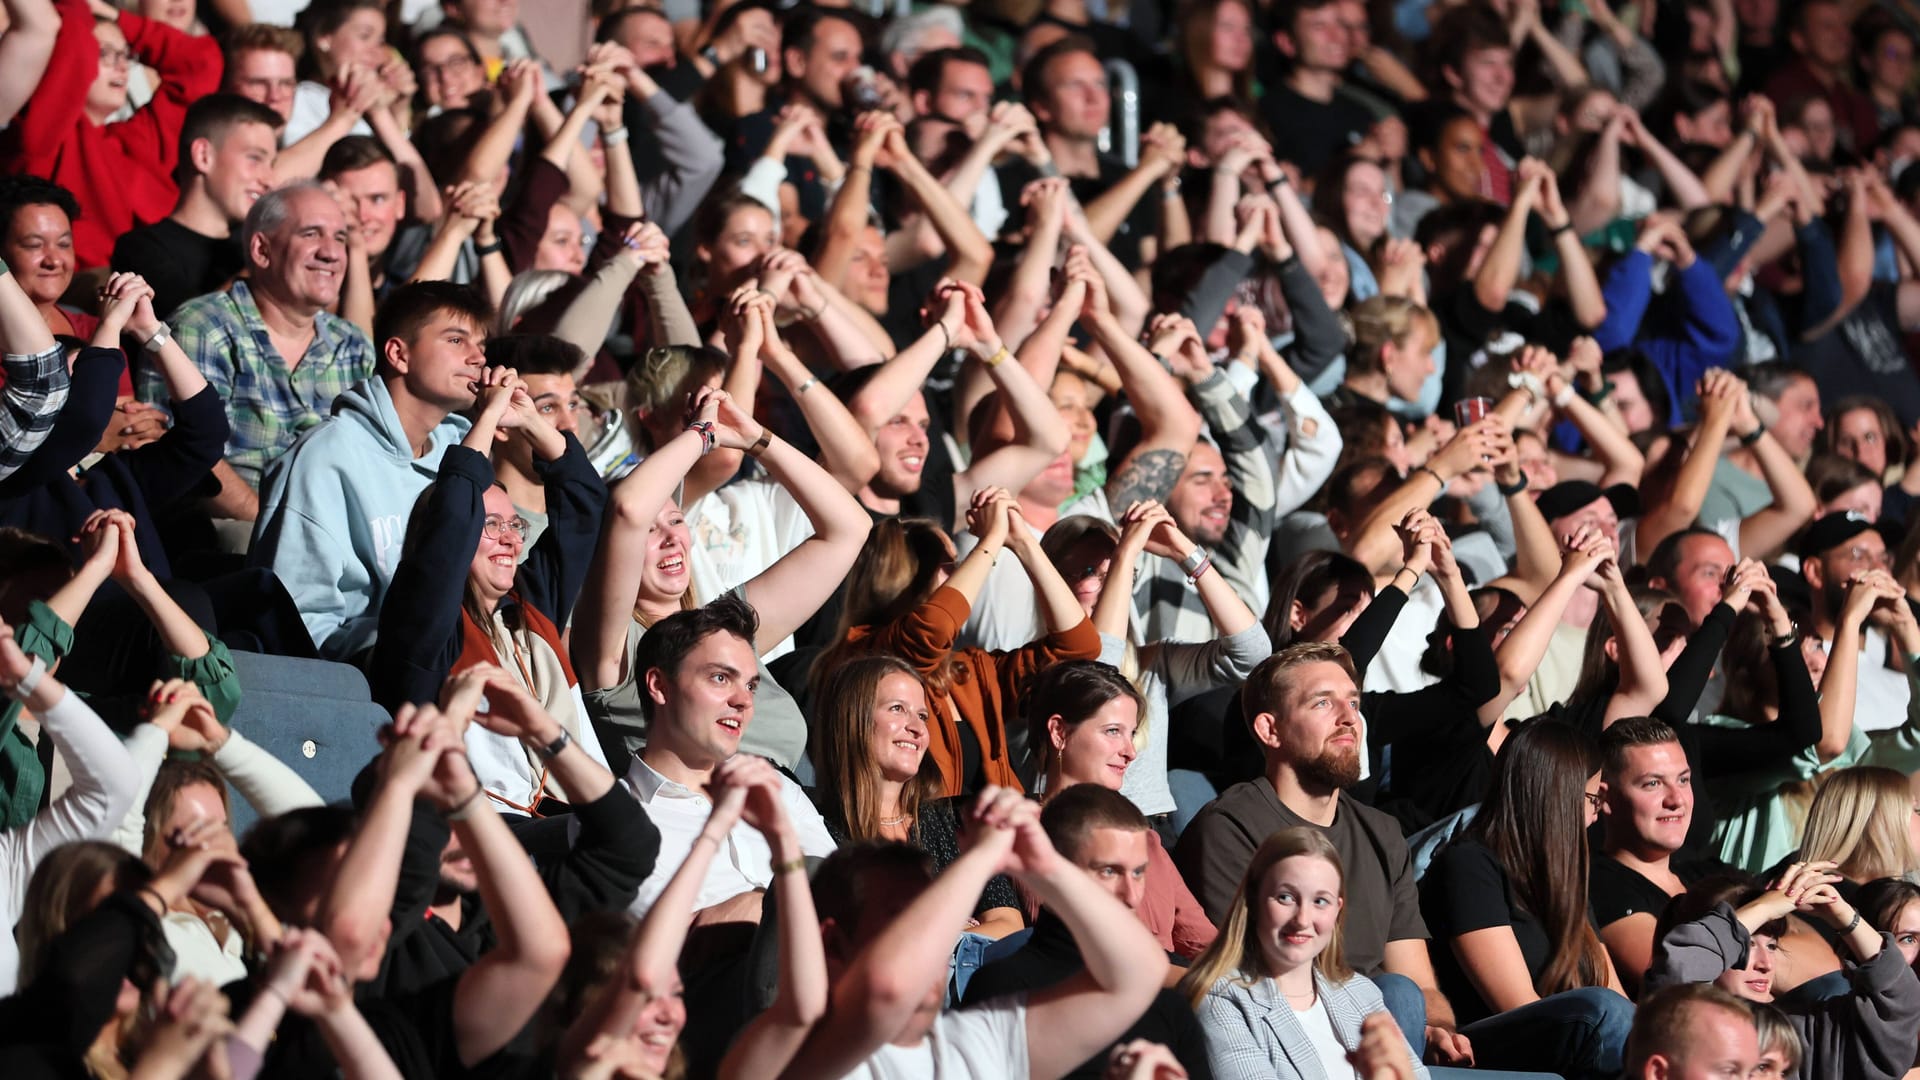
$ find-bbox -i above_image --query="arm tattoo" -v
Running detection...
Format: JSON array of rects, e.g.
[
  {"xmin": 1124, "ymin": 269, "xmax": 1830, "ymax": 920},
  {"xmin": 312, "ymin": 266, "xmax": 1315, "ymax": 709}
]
[{"xmin": 1107, "ymin": 448, "xmax": 1187, "ymax": 510}]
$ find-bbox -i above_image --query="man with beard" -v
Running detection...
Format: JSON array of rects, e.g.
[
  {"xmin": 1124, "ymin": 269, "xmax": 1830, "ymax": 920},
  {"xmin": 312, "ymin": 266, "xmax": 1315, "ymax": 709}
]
[{"xmin": 1175, "ymin": 641, "xmax": 1473, "ymax": 1067}]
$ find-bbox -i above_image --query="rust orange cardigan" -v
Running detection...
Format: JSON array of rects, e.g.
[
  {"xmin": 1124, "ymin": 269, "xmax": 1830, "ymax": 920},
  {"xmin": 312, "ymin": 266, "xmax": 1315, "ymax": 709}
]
[{"xmin": 842, "ymin": 586, "xmax": 1101, "ymax": 796}]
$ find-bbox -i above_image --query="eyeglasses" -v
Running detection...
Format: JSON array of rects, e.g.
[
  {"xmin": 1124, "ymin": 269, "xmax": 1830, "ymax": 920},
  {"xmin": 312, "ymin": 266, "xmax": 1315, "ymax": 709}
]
[
  {"xmin": 99, "ymin": 46, "xmax": 132, "ymax": 67},
  {"xmin": 1070, "ymin": 563, "xmax": 1107, "ymax": 582},
  {"xmin": 1836, "ymin": 545, "xmax": 1890, "ymax": 568},
  {"xmin": 421, "ymin": 54, "xmax": 479, "ymax": 80},
  {"xmin": 482, "ymin": 514, "xmax": 530, "ymax": 542},
  {"xmin": 1582, "ymin": 791, "xmax": 1603, "ymax": 812}
]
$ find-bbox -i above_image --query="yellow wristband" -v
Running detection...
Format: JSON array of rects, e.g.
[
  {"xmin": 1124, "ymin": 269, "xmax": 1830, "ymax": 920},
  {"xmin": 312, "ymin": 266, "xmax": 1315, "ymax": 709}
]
[{"xmin": 984, "ymin": 345, "xmax": 1011, "ymax": 369}]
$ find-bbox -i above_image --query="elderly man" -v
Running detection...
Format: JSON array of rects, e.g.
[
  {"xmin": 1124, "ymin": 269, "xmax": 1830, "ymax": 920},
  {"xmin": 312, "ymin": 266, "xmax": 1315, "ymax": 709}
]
[{"xmin": 160, "ymin": 182, "xmax": 374, "ymax": 523}]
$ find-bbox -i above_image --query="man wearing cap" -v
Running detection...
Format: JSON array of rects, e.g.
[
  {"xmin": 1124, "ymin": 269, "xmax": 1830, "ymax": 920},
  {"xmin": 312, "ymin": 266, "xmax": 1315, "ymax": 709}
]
[
  {"xmin": 1499, "ymin": 478, "xmax": 1637, "ymax": 722},
  {"xmin": 1801, "ymin": 511, "xmax": 1911, "ymax": 731}
]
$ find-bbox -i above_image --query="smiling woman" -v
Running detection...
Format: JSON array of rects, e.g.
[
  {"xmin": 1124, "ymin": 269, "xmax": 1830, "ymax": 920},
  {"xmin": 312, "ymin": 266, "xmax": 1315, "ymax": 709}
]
[{"xmin": 1182, "ymin": 827, "xmax": 1428, "ymax": 1080}]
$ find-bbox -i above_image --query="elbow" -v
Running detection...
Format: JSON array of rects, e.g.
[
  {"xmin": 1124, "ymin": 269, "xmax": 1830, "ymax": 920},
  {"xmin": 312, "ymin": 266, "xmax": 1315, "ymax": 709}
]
[
  {"xmin": 1816, "ymin": 737, "xmax": 1849, "ymax": 762},
  {"xmin": 1035, "ymin": 421, "xmax": 1072, "ymax": 458},
  {"xmin": 520, "ymin": 928, "xmax": 574, "ymax": 979},
  {"xmin": 1474, "ymin": 283, "xmax": 1508, "ymax": 313}
]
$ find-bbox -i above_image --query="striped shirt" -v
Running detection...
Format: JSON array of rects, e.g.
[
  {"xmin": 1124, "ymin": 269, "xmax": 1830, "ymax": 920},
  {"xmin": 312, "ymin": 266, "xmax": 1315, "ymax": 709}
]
[{"xmin": 140, "ymin": 280, "xmax": 374, "ymax": 488}]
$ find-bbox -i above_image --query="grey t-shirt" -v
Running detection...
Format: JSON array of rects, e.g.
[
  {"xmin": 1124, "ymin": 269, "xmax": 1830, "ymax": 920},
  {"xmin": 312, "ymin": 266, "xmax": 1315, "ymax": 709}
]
[
  {"xmin": 582, "ymin": 587, "xmax": 808, "ymax": 768},
  {"xmin": 1174, "ymin": 780, "xmax": 1428, "ymax": 977}
]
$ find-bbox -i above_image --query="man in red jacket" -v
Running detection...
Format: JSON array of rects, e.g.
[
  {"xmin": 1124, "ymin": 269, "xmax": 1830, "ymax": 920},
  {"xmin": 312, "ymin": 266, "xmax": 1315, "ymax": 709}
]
[{"xmin": 1, "ymin": 0, "xmax": 223, "ymax": 270}]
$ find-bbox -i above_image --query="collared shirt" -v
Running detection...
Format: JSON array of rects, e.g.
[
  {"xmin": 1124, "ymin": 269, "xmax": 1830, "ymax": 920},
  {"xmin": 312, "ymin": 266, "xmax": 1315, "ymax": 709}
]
[
  {"xmin": 621, "ymin": 755, "xmax": 837, "ymax": 917},
  {"xmin": 147, "ymin": 280, "xmax": 375, "ymax": 488}
]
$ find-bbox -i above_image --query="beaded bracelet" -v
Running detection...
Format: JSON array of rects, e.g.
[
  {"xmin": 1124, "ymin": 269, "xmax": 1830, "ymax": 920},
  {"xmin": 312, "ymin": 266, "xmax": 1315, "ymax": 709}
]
[{"xmin": 687, "ymin": 420, "xmax": 716, "ymax": 455}]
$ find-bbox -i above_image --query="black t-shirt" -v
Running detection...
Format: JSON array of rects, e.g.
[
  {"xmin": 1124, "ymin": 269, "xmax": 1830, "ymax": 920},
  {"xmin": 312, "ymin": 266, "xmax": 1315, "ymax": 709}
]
[
  {"xmin": 1588, "ymin": 855, "xmax": 1716, "ymax": 930},
  {"xmin": 1419, "ymin": 837, "xmax": 1548, "ymax": 1025},
  {"xmin": 109, "ymin": 218, "xmax": 244, "ymax": 320},
  {"xmin": 1259, "ymin": 82, "xmax": 1376, "ymax": 179},
  {"xmin": 1792, "ymin": 282, "xmax": 1920, "ymax": 427}
]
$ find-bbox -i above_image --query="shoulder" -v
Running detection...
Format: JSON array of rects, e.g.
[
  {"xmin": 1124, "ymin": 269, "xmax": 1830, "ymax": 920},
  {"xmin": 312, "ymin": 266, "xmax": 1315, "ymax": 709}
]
[
  {"xmin": 1337, "ymin": 793, "xmax": 1413, "ymax": 854},
  {"xmin": 173, "ymin": 288, "xmax": 243, "ymax": 328}
]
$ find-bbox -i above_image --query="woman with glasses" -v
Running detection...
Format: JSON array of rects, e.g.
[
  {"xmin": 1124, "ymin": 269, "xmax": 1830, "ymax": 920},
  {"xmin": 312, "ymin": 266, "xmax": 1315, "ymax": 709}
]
[
  {"xmin": 413, "ymin": 27, "xmax": 489, "ymax": 115},
  {"xmin": 1038, "ymin": 501, "xmax": 1267, "ymax": 833},
  {"xmin": 369, "ymin": 360, "xmax": 609, "ymax": 815},
  {"xmin": 1419, "ymin": 719, "xmax": 1635, "ymax": 1080}
]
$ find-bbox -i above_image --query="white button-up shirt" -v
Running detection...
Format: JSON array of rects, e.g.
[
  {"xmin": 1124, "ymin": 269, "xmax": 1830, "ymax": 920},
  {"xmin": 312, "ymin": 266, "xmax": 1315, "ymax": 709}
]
[{"xmin": 622, "ymin": 756, "xmax": 838, "ymax": 916}]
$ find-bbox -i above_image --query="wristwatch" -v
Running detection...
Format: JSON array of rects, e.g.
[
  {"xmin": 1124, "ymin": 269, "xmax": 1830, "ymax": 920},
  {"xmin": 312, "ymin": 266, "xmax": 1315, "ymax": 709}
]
[
  {"xmin": 534, "ymin": 728, "xmax": 572, "ymax": 760},
  {"xmin": 141, "ymin": 323, "xmax": 173, "ymax": 353}
]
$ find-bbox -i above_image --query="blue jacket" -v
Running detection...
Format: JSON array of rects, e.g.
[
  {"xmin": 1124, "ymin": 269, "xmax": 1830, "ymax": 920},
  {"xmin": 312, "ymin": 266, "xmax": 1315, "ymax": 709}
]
[
  {"xmin": 1593, "ymin": 251, "xmax": 1743, "ymax": 426},
  {"xmin": 250, "ymin": 377, "xmax": 469, "ymax": 661}
]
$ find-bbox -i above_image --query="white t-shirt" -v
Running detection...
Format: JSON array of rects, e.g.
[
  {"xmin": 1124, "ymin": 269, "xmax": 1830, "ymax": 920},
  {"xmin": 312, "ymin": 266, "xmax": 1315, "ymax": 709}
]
[
  {"xmin": 1362, "ymin": 575, "xmax": 1445, "ymax": 695},
  {"xmin": 684, "ymin": 479, "xmax": 817, "ymax": 662},
  {"xmin": 842, "ymin": 993, "xmax": 1030, "ymax": 1079},
  {"xmin": 1294, "ymin": 998, "xmax": 1362, "ymax": 1080}
]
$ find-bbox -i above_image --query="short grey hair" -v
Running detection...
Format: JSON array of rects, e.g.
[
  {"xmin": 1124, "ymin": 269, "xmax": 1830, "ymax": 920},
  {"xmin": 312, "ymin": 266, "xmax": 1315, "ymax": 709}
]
[
  {"xmin": 881, "ymin": 5, "xmax": 964, "ymax": 62},
  {"xmin": 240, "ymin": 181, "xmax": 328, "ymax": 268}
]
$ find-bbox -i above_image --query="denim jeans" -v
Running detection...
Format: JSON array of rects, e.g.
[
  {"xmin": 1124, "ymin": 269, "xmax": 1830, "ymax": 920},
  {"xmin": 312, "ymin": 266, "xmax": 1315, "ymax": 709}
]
[
  {"xmin": 1373, "ymin": 972, "xmax": 1428, "ymax": 1056},
  {"xmin": 1458, "ymin": 987, "xmax": 1635, "ymax": 1080}
]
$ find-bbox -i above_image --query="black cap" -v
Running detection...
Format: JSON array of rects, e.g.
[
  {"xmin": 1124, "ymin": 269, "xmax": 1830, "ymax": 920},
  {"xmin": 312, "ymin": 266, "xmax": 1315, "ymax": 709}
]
[
  {"xmin": 1535, "ymin": 480, "xmax": 1640, "ymax": 524},
  {"xmin": 1797, "ymin": 510, "xmax": 1878, "ymax": 560}
]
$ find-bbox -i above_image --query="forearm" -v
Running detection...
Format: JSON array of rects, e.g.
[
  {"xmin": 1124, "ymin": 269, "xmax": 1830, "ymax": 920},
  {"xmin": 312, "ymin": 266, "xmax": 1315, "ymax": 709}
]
[
  {"xmin": 1701, "ymin": 134, "xmax": 1757, "ymax": 204},
  {"xmin": 894, "ymin": 157, "xmax": 992, "ymax": 284},
  {"xmin": 0, "ymin": 271, "xmax": 55, "ymax": 354},
  {"xmin": 1092, "ymin": 545, "xmax": 1143, "ymax": 639},
  {"xmin": 275, "ymin": 109, "xmax": 360, "ymax": 181},
  {"xmin": 1010, "ymin": 537, "xmax": 1087, "ymax": 633},
  {"xmin": 1555, "ymin": 232, "xmax": 1607, "ymax": 328},
  {"xmin": 318, "ymin": 782, "xmax": 417, "ymax": 969},
  {"xmin": 768, "ymin": 349, "xmax": 878, "ymax": 491},
  {"xmin": 1090, "ymin": 313, "xmax": 1200, "ymax": 445},
  {"xmin": 848, "ymin": 326, "xmax": 946, "ymax": 427},
  {"xmin": 409, "ymin": 222, "xmax": 477, "ymax": 284},
  {"xmin": 552, "ymin": 258, "xmax": 641, "ymax": 365},
  {"xmin": 545, "ymin": 739, "xmax": 616, "ymax": 805},
  {"xmin": 125, "ymin": 571, "xmax": 210, "ymax": 660},
  {"xmin": 1027, "ymin": 863, "xmax": 1161, "ymax": 993},
  {"xmin": 314, "ymin": 1005, "xmax": 404, "ymax": 1080},
  {"xmin": 44, "ymin": 560, "xmax": 111, "ymax": 627},
  {"xmin": 369, "ymin": 108, "xmax": 443, "ymax": 224},
  {"xmin": 1474, "ymin": 201, "xmax": 1531, "ymax": 311},
  {"xmin": 1605, "ymin": 580, "xmax": 1669, "ymax": 707},
  {"xmin": 803, "ymin": 281, "xmax": 890, "ymax": 366},
  {"xmin": 460, "ymin": 99, "xmax": 535, "ymax": 185},
  {"xmin": 206, "ymin": 460, "xmax": 260, "ymax": 521},
  {"xmin": 339, "ymin": 246, "xmax": 375, "ymax": 337},
  {"xmin": 601, "ymin": 134, "xmax": 644, "ymax": 222},
  {"xmin": 639, "ymin": 265, "xmax": 700, "ymax": 347},
  {"xmin": 1081, "ymin": 165, "xmax": 1162, "ymax": 244},
  {"xmin": 813, "ymin": 168, "xmax": 874, "ymax": 288},
  {"xmin": 1641, "ymin": 139, "xmax": 1711, "ymax": 209}
]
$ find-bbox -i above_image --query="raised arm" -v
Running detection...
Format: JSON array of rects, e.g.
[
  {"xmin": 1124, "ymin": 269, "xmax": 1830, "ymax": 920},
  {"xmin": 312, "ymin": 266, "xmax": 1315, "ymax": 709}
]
[
  {"xmin": 1823, "ymin": 573, "xmax": 1900, "ymax": 761},
  {"xmin": 715, "ymin": 757, "xmax": 829, "ymax": 1079},
  {"xmin": 416, "ymin": 705, "xmax": 572, "ymax": 1067},
  {"xmin": 457, "ymin": 60, "xmax": 540, "ymax": 187},
  {"xmin": 784, "ymin": 789, "xmax": 1029, "ymax": 1080},
  {"xmin": 1484, "ymin": 531, "xmax": 1606, "ymax": 724},
  {"xmin": 950, "ymin": 288, "xmax": 1073, "ymax": 509},
  {"xmin": 1727, "ymin": 377, "xmax": 1815, "ymax": 559},
  {"xmin": 1080, "ymin": 122, "xmax": 1182, "ymax": 246},
  {"xmin": 1092, "ymin": 309, "xmax": 1206, "ymax": 509},
  {"xmin": 812, "ymin": 113, "xmax": 889, "ymax": 289},
  {"xmin": 755, "ymin": 301, "xmax": 879, "ymax": 493},
  {"xmin": 1533, "ymin": 165, "xmax": 1606, "ymax": 329},
  {"xmin": 0, "ymin": 0, "xmax": 57, "ymax": 127},
  {"xmin": 1598, "ymin": 559, "xmax": 1669, "ymax": 726},
  {"xmin": 1620, "ymin": 107, "xmax": 1711, "ymax": 210},
  {"xmin": 1543, "ymin": 341, "xmax": 1644, "ymax": 487},
  {"xmin": 1004, "ymin": 501, "xmax": 1093, "ymax": 634},
  {"xmin": 1476, "ymin": 161, "xmax": 1542, "ymax": 314},
  {"xmin": 1634, "ymin": 369, "xmax": 1739, "ymax": 557},
  {"xmin": 722, "ymin": 393, "xmax": 873, "ymax": 651},
  {"xmin": 0, "ymin": 252, "xmax": 66, "ymax": 482},
  {"xmin": 573, "ymin": 424, "xmax": 707, "ymax": 691},
  {"xmin": 876, "ymin": 121, "xmax": 993, "ymax": 286}
]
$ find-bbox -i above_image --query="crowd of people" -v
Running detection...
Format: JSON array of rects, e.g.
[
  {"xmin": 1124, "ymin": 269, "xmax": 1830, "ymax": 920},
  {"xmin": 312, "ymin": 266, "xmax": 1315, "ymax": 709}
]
[{"xmin": 9, "ymin": 0, "xmax": 1920, "ymax": 1076}]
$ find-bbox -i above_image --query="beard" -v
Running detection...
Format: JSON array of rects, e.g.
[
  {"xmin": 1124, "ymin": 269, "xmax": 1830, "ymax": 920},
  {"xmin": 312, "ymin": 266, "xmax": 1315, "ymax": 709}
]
[{"xmin": 1294, "ymin": 742, "xmax": 1362, "ymax": 791}]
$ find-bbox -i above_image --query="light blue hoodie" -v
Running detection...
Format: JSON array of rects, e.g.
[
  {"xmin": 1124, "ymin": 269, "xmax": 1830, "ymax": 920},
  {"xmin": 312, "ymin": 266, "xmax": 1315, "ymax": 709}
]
[{"xmin": 251, "ymin": 376, "xmax": 471, "ymax": 660}]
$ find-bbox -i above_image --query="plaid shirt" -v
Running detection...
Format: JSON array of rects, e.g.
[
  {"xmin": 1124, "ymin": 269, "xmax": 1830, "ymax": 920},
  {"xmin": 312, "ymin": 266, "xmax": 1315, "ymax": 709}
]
[
  {"xmin": 140, "ymin": 280, "xmax": 374, "ymax": 488},
  {"xmin": 0, "ymin": 343, "xmax": 69, "ymax": 483},
  {"xmin": 1134, "ymin": 370, "xmax": 1289, "ymax": 644}
]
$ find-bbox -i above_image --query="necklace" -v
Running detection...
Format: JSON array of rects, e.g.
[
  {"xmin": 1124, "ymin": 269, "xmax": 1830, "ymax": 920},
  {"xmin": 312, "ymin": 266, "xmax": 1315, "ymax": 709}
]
[{"xmin": 879, "ymin": 813, "xmax": 909, "ymax": 827}]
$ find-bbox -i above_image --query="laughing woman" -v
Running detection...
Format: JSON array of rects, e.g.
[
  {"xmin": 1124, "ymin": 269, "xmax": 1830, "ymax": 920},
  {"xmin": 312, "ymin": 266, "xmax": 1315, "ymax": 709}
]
[{"xmin": 573, "ymin": 384, "xmax": 869, "ymax": 772}]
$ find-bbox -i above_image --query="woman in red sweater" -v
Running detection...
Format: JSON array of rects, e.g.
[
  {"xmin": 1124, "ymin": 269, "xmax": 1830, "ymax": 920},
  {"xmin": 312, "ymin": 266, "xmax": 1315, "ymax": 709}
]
[{"xmin": 3, "ymin": 0, "xmax": 221, "ymax": 270}]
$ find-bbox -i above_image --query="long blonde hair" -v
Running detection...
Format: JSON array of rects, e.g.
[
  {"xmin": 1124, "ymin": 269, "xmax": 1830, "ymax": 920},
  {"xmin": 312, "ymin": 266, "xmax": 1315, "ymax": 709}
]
[
  {"xmin": 1179, "ymin": 828, "xmax": 1351, "ymax": 1009},
  {"xmin": 1800, "ymin": 766, "xmax": 1920, "ymax": 882}
]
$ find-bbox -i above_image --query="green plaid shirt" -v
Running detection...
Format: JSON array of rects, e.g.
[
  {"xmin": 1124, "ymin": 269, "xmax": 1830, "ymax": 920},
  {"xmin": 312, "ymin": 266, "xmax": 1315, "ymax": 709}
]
[{"xmin": 140, "ymin": 280, "xmax": 375, "ymax": 488}]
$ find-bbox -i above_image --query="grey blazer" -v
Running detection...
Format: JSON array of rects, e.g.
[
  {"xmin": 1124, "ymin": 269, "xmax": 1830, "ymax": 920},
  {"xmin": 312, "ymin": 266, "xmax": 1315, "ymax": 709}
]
[{"xmin": 1196, "ymin": 968, "xmax": 1432, "ymax": 1080}]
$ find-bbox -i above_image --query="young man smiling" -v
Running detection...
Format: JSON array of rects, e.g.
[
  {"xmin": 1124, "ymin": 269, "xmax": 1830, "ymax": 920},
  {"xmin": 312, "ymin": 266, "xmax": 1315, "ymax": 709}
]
[
  {"xmin": 617, "ymin": 596, "xmax": 836, "ymax": 924},
  {"xmin": 251, "ymin": 280, "xmax": 493, "ymax": 660}
]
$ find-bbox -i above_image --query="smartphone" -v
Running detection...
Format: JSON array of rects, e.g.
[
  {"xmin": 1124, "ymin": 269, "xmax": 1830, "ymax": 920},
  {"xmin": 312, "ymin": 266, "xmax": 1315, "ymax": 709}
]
[{"xmin": 747, "ymin": 46, "xmax": 769, "ymax": 74}]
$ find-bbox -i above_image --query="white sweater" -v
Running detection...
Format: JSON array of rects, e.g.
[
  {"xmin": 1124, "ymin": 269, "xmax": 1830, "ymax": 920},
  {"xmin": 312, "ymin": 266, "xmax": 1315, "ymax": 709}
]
[{"xmin": 0, "ymin": 689, "xmax": 140, "ymax": 993}]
